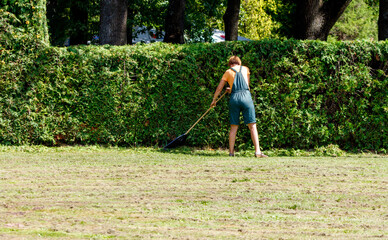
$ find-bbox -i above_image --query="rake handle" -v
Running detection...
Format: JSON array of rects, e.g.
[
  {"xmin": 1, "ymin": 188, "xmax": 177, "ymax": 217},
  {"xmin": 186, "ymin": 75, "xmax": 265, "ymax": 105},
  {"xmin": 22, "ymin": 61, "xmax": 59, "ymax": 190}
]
[{"xmin": 185, "ymin": 91, "xmax": 227, "ymax": 135}]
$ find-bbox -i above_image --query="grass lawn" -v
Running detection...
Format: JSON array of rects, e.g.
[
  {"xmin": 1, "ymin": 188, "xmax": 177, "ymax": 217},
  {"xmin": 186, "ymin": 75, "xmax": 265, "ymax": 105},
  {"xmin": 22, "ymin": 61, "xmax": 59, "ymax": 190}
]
[{"xmin": 0, "ymin": 146, "xmax": 386, "ymax": 239}]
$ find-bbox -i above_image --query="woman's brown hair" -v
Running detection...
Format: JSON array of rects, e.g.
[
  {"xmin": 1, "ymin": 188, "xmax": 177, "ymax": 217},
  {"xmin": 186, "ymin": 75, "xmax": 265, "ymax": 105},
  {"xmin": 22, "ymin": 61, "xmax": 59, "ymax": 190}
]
[{"xmin": 228, "ymin": 56, "xmax": 242, "ymax": 66}]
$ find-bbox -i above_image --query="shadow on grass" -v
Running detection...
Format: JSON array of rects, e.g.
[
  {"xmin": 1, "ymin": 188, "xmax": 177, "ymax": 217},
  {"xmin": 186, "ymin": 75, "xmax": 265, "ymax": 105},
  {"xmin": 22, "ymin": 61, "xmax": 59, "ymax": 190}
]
[
  {"xmin": 158, "ymin": 146, "xmax": 228, "ymax": 157},
  {"xmin": 1, "ymin": 144, "xmax": 385, "ymax": 158},
  {"xmin": 157, "ymin": 144, "xmax": 387, "ymax": 158}
]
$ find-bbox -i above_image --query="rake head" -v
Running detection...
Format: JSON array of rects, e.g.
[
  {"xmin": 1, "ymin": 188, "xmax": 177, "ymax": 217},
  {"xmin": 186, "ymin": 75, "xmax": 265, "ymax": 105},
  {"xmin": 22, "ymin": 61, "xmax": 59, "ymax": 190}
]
[{"xmin": 163, "ymin": 134, "xmax": 188, "ymax": 149}]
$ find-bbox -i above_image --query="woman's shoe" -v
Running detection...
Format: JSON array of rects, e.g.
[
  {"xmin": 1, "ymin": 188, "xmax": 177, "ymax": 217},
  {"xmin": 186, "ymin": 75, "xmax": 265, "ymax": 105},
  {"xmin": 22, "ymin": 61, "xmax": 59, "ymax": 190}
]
[
  {"xmin": 229, "ymin": 153, "xmax": 235, "ymax": 157},
  {"xmin": 255, "ymin": 152, "xmax": 268, "ymax": 158}
]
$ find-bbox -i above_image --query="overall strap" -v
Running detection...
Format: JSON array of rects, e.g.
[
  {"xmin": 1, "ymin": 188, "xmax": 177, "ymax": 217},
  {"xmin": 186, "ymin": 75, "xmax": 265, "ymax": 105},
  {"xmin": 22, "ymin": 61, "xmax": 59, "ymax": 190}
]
[{"xmin": 231, "ymin": 66, "xmax": 249, "ymax": 93}]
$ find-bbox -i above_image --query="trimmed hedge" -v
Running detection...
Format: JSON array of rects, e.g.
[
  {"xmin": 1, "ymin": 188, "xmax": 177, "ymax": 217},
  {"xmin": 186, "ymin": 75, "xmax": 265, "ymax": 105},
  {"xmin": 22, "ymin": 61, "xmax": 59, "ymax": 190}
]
[
  {"xmin": 0, "ymin": 0, "xmax": 49, "ymax": 51},
  {"xmin": 0, "ymin": 40, "xmax": 387, "ymax": 151}
]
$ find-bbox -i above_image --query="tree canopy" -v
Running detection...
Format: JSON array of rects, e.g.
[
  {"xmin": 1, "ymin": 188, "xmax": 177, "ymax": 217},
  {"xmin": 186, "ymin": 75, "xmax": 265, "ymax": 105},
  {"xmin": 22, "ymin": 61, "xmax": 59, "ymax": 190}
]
[
  {"xmin": 2, "ymin": 0, "xmax": 384, "ymax": 46},
  {"xmin": 330, "ymin": 0, "xmax": 379, "ymax": 40}
]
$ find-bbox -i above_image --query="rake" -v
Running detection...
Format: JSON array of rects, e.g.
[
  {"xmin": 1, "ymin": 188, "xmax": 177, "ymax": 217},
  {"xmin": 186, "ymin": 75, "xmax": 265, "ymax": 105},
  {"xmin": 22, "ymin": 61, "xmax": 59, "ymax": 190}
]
[{"xmin": 163, "ymin": 91, "xmax": 227, "ymax": 149}]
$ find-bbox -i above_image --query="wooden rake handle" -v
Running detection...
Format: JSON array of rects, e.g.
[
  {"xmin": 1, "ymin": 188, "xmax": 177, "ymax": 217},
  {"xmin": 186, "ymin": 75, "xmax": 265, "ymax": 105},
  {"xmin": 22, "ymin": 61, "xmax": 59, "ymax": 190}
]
[{"xmin": 185, "ymin": 91, "xmax": 227, "ymax": 135}]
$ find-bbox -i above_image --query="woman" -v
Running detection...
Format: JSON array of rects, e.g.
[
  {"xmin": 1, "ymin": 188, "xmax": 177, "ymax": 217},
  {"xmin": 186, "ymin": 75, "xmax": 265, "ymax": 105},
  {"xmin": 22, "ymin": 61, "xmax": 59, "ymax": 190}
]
[{"xmin": 211, "ymin": 56, "xmax": 267, "ymax": 158}]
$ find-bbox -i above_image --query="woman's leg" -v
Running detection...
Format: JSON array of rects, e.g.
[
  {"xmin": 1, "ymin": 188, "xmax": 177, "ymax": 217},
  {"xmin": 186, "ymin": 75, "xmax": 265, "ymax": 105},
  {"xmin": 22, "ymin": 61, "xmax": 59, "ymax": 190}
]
[
  {"xmin": 247, "ymin": 123, "xmax": 268, "ymax": 157},
  {"xmin": 247, "ymin": 123, "xmax": 261, "ymax": 154},
  {"xmin": 229, "ymin": 125, "xmax": 239, "ymax": 155}
]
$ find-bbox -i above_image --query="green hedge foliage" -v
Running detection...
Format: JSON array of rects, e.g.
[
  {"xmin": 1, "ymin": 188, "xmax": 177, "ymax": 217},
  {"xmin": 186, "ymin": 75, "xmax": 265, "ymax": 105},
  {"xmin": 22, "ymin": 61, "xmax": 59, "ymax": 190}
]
[
  {"xmin": 1, "ymin": 40, "xmax": 387, "ymax": 151},
  {"xmin": 0, "ymin": 0, "xmax": 49, "ymax": 51}
]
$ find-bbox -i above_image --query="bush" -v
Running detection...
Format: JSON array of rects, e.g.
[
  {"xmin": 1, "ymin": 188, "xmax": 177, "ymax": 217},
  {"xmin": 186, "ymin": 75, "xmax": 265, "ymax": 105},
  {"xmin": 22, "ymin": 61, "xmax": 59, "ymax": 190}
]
[
  {"xmin": 0, "ymin": 40, "xmax": 387, "ymax": 151},
  {"xmin": 0, "ymin": 0, "xmax": 49, "ymax": 51}
]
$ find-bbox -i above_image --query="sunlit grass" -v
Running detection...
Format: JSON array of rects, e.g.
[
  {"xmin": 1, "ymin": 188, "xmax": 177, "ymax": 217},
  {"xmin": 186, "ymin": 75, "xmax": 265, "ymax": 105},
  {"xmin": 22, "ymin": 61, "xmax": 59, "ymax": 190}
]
[{"xmin": 0, "ymin": 146, "xmax": 386, "ymax": 239}]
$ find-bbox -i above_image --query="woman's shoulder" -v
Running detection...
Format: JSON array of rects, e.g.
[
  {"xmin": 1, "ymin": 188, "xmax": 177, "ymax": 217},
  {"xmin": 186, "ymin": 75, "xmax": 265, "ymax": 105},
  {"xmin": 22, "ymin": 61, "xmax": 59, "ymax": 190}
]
[
  {"xmin": 225, "ymin": 68, "xmax": 235, "ymax": 74},
  {"xmin": 243, "ymin": 65, "xmax": 250, "ymax": 73},
  {"xmin": 222, "ymin": 68, "xmax": 234, "ymax": 80}
]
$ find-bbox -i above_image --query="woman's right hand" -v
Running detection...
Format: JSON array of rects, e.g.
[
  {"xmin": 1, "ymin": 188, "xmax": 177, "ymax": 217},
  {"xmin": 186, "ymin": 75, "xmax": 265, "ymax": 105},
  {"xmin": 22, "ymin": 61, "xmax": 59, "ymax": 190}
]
[{"xmin": 210, "ymin": 99, "xmax": 217, "ymax": 107}]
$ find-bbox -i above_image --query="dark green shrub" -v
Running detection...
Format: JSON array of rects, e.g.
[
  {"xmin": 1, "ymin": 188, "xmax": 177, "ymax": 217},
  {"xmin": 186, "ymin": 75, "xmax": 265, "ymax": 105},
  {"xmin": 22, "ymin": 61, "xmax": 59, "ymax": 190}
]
[
  {"xmin": 0, "ymin": 40, "xmax": 387, "ymax": 151},
  {"xmin": 0, "ymin": 0, "xmax": 49, "ymax": 51}
]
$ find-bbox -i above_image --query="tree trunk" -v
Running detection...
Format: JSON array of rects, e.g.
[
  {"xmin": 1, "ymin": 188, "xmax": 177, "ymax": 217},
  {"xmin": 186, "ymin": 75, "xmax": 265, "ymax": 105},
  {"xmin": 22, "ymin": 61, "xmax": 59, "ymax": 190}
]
[
  {"xmin": 164, "ymin": 0, "xmax": 186, "ymax": 44},
  {"xmin": 294, "ymin": 0, "xmax": 352, "ymax": 40},
  {"xmin": 100, "ymin": 0, "xmax": 128, "ymax": 45},
  {"xmin": 223, "ymin": 0, "xmax": 241, "ymax": 41},
  {"xmin": 379, "ymin": 0, "xmax": 388, "ymax": 40}
]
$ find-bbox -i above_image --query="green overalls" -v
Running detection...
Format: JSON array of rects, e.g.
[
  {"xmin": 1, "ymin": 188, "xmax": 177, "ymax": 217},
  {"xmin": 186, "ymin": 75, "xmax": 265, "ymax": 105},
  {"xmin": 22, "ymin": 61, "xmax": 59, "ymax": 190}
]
[{"xmin": 229, "ymin": 66, "xmax": 256, "ymax": 125}]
